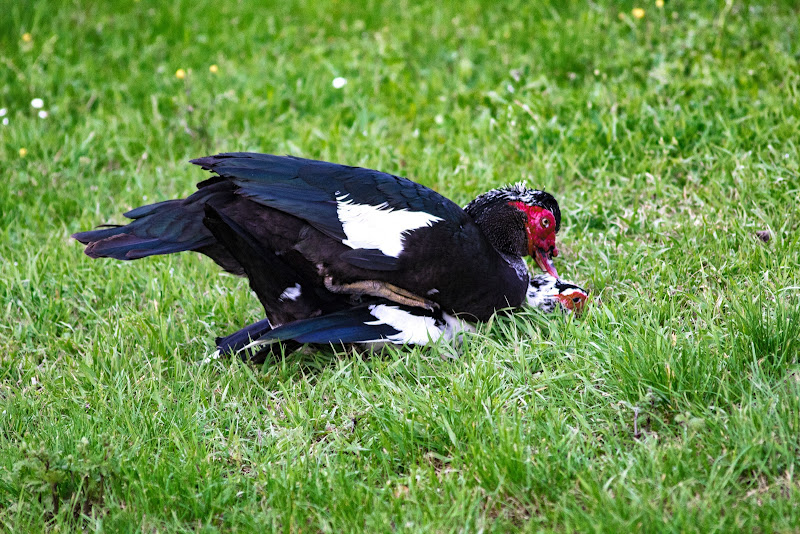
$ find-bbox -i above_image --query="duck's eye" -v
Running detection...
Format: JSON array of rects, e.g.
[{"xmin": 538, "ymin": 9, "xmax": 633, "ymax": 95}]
[
  {"xmin": 572, "ymin": 297, "xmax": 583, "ymax": 304},
  {"xmin": 541, "ymin": 218, "xmax": 550, "ymax": 228}
]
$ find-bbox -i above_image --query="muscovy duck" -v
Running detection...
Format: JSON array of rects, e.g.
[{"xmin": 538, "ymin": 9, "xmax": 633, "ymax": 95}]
[
  {"xmin": 202, "ymin": 204, "xmax": 585, "ymax": 362},
  {"xmin": 73, "ymin": 153, "xmax": 561, "ymax": 321},
  {"xmin": 214, "ymin": 274, "xmax": 588, "ymax": 361}
]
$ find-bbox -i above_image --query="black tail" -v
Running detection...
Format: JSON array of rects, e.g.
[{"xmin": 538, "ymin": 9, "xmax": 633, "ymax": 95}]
[
  {"xmin": 72, "ymin": 198, "xmax": 213, "ymax": 259},
  {"xmin": 72, "ymin": 181, "xmax": 243, "ymax": 274}
]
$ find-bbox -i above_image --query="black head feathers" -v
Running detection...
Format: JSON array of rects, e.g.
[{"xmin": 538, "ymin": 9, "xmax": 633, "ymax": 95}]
[{"xmin": 464, "ymin": 184, "xmax": 561, "ymax": 233}]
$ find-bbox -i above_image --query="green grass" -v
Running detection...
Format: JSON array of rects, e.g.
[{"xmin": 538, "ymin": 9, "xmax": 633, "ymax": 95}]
[{"xmin": 2, "ymin": 0, "xmax": 800, "ymax": 531}]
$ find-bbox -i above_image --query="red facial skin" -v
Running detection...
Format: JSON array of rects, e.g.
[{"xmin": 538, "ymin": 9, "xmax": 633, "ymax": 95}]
[
  {"xmin": 556, "ymin": 289, "xmax": 588, "ymax": 315},
  {"xmin": 509, "ymin": 201, "xmax": 559, "ymax": 278}
]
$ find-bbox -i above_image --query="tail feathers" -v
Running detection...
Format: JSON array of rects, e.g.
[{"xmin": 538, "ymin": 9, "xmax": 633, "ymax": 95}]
[
  {"xmin": 73, "ymin": 226, "xmax": 215, "ymax": 260},
  {"xmin": 72, "ymin": 189, "xmax": 228, "ymax": 261},
  {"xmin": 72, "ymin": 225, "xmax": 125, "ymax": 246},
  {"xmin": 74, "ymin": 229, "xmax": 208, "ymax": 260},
  {"xmin": 123, "ymin": 199, "xmax": 182, "ymax": 219}
]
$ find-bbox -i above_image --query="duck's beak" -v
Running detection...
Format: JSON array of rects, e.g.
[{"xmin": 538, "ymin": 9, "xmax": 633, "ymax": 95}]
[{"xmin": 533, "ymin": 247, "xmax": 559, "ymax": 279}]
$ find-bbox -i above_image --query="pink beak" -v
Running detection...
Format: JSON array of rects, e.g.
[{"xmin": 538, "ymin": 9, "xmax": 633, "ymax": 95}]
[{"xmin": 534, "ymin": 248, "xmax": 559, "ymax": 279}]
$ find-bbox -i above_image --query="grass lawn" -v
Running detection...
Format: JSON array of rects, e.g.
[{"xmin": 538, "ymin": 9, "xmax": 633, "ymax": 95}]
[{"xmin": 2, "ymin": 0, "xmax": 800, "ymax": 531}]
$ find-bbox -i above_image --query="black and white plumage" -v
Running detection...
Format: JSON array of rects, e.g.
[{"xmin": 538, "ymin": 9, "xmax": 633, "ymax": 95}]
[
  {"xmin": 73, "ymin": 153, "xmax": 562, "ymax": 322},
  {"xmin": 203, "ymin": 208, "xmax": 584, "ymax": 362},
  {"xmin": 214, "ymin": 274, "xmax": 588, "ymax": 361},
  {"xmin": 525, "ymin": 275, "xmax": 587, "ymax": 314}
]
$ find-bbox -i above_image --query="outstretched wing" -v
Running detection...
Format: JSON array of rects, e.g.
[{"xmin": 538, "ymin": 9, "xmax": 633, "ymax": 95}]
[{"xmin": 190, "ymin": 153, "xmax": 469, "ymax": 262}]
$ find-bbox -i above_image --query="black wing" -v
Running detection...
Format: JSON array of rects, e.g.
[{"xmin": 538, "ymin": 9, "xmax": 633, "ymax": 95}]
[{"xmin": 190, "ymin": 153, "xmax": 469, "ymax": 250}]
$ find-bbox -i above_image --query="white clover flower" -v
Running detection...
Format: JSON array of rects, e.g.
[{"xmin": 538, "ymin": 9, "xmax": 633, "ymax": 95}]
[
  {"xmin": 38, "ymin": 110, "xmax": 48, "ymax": 119},
  {"xmin": 332, "ymin": 77, "xmax": 347, "ymax": 89},
  {"xmin": 31, "ymin": 98, "xmax": 44, "ymax": 109},
  {"xmin": 2, "ymin": 118, "xmax": 8, "ymax": 126},
  {"xmin": 0, "ymin": 108, "xmax": 6, "ymax": 117}
]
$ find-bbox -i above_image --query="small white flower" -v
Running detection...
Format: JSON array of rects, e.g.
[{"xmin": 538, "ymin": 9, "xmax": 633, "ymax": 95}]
[
  {"xmin": 31, "ymin": 98, "xmax": 44, "ymax": 109},
  {"xmin": 0, "ymin": 108, "xmax": 6, "ymax": 117},
  {"xmin": 434, "ymin": 114, "xmax": 444, "ymax": 125},
  {"xmin": 332, "ymin": 77, "xmax": 347, "ymax": 89},
  {"xmin": 2, "ymin": 118, "xmax": 8, "ymax": 126},
  {"xmin": 38, "ymin": 110, "xmax": 48, "ymax": 119},
  {"xmin": 507, "ymin": 84, "xmax": 515, "ymax": 93}
]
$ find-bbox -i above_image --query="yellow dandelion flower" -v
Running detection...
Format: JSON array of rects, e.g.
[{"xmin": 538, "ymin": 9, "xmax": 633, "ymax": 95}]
[
  {"xmin": 175, "ymin": 68, "xmax": 186, "ymax": 79},
  {"xmin": 19, "ymin": 148, "xmax": 28, "ymax": 157},
  {"xmin": 655, "ymin": 0, "xmax": 664, "ymax": 7},
  {"xmin": 209, "ymin": 64, "xmax": 219, "ymax": 74},
  {"xmin": 632, "ymin": 7, "xmax": 645, "ymax": 19},
  {"xmin": 22, "ymin": 33, "xmax": 32, "ymax": 42}
]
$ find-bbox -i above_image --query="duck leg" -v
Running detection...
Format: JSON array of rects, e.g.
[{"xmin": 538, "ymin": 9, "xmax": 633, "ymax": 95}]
[{"xmin": 323, "ymin": 277, "xmax": 437, "ymax": 311}]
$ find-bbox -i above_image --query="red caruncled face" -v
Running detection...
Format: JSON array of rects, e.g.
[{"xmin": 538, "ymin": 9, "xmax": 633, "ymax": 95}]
[
  {"xmin": 556, "ymin": 287, "xmax": 588, "ymax": 315},
  {"xmin": 509, "ymin": 201, "xmax": 559, "ymax": 278}
]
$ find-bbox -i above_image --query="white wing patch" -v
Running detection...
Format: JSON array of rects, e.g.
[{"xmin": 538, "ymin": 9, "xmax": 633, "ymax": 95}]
[
  {"xmin": 279, "ymin": 283, "xmax": 302, "ymax": 302},
  {"xmin": 365, "ymin": 305, "xmax": 475, "ymax": 345},
  {"xmin": 365, "ymin": 304, "xmax": 444, "ymax": 344},
  {"xmin": 336, "ymin": 194, "xmax": 443, "ymax": 257}
]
